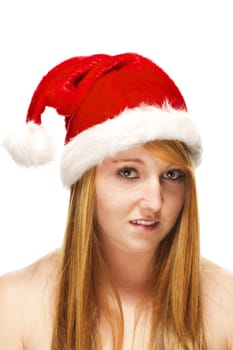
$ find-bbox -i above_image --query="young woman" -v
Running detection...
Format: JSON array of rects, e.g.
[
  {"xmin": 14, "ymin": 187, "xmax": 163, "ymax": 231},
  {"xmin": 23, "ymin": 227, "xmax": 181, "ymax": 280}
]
[{"xmin": 1, "ymin": 53, "xmax": 233, "ymax": 349}]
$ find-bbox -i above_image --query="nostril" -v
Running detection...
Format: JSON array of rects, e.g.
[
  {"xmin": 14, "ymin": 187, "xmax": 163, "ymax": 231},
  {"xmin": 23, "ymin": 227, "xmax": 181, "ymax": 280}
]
[{"xmin": 140, "ymin": 195, "xmax": 163, "ymax": 212}]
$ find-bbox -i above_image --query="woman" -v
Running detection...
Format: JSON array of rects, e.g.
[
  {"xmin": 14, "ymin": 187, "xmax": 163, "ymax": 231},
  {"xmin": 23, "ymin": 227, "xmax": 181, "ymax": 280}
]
[{"xmin": 1, "ymin": 53, "xmax": 233, "ymax": 349}]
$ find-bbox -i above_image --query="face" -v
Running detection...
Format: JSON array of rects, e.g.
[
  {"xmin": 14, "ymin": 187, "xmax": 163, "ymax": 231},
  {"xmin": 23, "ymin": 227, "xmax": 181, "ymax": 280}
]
[{"xmin": 95, "ymin": 145, "xmax": 186, "ymax": 254}]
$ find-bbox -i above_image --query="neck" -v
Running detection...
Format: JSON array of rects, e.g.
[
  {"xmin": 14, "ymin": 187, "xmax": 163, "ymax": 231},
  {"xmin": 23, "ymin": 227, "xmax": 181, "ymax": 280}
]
[{"xmin": 100, "ymin": 241, "xmax": 155, "ymax": 299}]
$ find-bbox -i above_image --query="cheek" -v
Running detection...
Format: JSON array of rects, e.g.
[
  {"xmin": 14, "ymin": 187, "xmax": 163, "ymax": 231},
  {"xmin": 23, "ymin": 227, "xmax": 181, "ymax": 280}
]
[
  {"xmin": 172, "ymin": 194, "xmax": 185, "ymax": 219},
  {"xmin": 95, "ymin": 181, "xmax": 120, "ymax": 224},
  {"xmin": 165, "ymin": 190, "xmax": 185, "ymax": 221}
]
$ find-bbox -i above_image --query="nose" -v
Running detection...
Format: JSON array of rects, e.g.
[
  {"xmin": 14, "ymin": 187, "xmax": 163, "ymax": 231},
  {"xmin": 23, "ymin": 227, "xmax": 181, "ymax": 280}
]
[{"xmin": 139, "ymin": 178, "xmax": 163, "ymax": 213}]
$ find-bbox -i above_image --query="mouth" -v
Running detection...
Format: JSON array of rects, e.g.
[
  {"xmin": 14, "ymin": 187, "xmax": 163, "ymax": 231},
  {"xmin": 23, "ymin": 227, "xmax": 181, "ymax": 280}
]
[{"xmin": 130, "ymin": 219, "xmax": 160, "ymax": 230}]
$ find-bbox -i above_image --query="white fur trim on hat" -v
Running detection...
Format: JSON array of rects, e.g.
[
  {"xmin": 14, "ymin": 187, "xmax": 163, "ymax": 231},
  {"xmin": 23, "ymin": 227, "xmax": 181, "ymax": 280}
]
[
  {"xmin": 3, "ymin": 121, "xmax": 55, "ymax": 167},
  {"xmin": 61, "ymin": 105, "xmax": 202, "ymax": 188}
]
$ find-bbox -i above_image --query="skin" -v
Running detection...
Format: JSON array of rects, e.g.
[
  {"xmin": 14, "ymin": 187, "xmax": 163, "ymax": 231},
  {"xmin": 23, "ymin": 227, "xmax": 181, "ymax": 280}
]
[
  {"xmin": 0, "ymin": 146, "xmax": 233, "ymax": 349},
  {"xmin": 95, "ymin": 146, "xmax": 186, "ymax": 348},
  {"xmin": 95, "ymin": 146, "xmax": 186, "ymax": 297}
]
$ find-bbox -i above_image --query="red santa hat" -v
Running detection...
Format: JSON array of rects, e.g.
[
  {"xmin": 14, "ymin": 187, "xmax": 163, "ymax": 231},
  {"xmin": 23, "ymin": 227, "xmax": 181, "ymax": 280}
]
[{"xmin": 3, "ymin": 53, "xmax": 202, "ymax": 188}]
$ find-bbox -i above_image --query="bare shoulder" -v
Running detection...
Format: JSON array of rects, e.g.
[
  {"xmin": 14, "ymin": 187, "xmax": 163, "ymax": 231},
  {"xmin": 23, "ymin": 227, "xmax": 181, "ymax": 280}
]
[
  {"xmin": 201, "ymin": 257, "xmax": 233, "ymax": 302},
  {"xmin": 201, "ymin": 257, "xmax": 233, "ymax": 349},
  {"xmin": 0, "ymin": 250, "xmax": 59, "ymax": 350}
]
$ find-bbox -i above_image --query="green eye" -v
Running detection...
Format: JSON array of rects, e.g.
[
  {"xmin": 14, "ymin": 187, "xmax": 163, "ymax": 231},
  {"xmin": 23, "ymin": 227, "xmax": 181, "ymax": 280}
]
[
  {"xmin": 119, "ymin": 167, "xmax": 138, "ymax": 179},
  {"xmin": 163, "ymin": 169, "xmax": 185, "ymax": 181}
]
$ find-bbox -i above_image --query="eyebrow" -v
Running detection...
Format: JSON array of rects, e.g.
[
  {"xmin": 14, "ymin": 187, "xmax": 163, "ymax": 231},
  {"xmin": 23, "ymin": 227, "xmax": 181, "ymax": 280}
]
[{"xmin": 112, "ymin": 158, "xmax": 145, "ymax": 164}]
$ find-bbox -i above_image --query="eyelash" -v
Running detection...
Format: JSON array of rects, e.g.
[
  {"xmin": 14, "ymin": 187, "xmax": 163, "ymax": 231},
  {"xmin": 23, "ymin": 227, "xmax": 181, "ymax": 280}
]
[
  {"xmin": 117, "ymin": 167, "xmax": 185, "ymax": 182},
  {"xmin": 163, "ymin": 169, "xmax": 186, "ymax": 181},
  {"xmin": 117, "ymin": 167, "xmax": 139, "ymax": 181}
]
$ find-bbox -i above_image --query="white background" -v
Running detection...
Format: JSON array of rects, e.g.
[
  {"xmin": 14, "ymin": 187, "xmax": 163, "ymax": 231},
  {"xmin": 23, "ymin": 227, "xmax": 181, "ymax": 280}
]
[{"xmin": 0, "ymin": 0, "xmax": 232, "ymax": 275}]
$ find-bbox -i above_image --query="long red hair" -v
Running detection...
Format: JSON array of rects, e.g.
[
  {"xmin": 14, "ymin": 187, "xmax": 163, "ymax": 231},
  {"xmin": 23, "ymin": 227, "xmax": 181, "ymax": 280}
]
[{"xmin": 51, "ymin": 140, "xmax": 207, "ymax": 349}]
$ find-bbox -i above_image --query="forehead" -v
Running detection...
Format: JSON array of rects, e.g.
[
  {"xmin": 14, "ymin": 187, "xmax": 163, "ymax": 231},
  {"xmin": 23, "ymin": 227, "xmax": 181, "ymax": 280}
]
[
  {"xmin": 111, "ymin": 145, "xmax": 149, "ymax": 159},
  {"xmin": 99, "ymin": 144, "xmax": 172, "ymax": 169}
]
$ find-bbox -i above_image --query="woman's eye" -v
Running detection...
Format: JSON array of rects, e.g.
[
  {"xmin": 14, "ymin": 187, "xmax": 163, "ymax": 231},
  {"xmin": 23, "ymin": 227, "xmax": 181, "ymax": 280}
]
[
  {"xmin": 163, "ymin": 169, "xmax": 185, "ymax": 181},
  {"xmin": 118, "ymin": 167, "xmax": 138, "ymax": 179}
]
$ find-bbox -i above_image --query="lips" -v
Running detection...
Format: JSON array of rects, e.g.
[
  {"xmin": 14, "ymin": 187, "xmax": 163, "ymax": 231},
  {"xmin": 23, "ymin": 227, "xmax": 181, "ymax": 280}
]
[
  {"xmin": 129, "ymin": 219, "xmax": 160, "ymax": 231},
  {"xmin": 131, "ymin": 219, "xmax": 159, "ymax": 226}
]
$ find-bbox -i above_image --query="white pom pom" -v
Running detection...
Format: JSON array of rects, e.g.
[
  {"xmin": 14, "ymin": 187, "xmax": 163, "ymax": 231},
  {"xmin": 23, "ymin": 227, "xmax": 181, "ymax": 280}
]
[{"xmin": 2, "ymin": 122, "xmax": 56, "ymax": 167}]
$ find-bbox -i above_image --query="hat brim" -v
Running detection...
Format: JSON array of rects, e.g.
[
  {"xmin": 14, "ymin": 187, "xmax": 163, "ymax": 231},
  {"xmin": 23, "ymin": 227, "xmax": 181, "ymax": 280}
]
[{"xmin": 61, "ymin": 105, "xmax": 202, "ymax": 188}]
